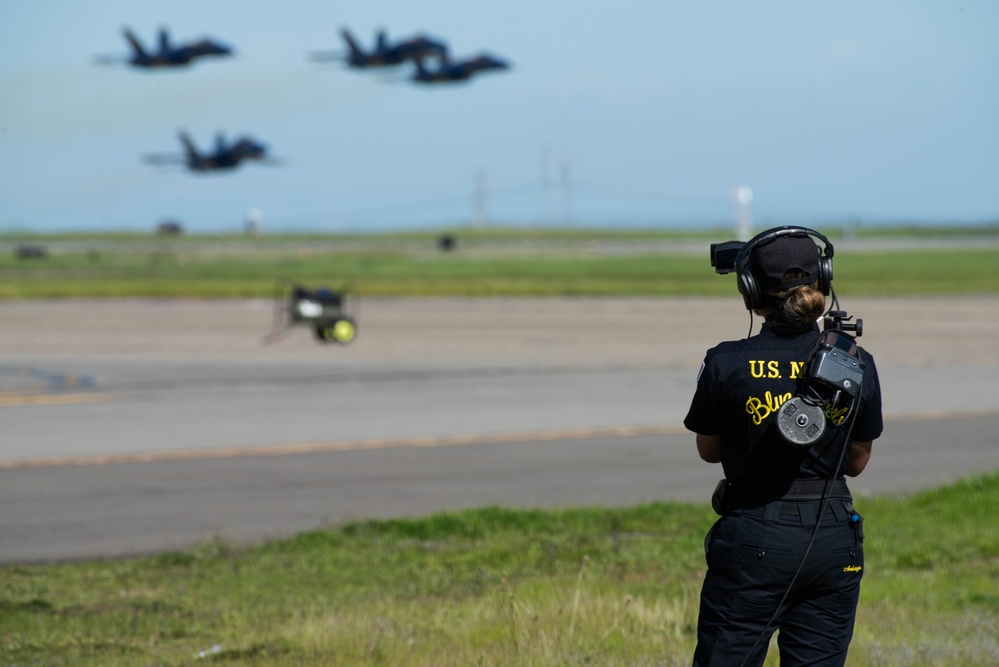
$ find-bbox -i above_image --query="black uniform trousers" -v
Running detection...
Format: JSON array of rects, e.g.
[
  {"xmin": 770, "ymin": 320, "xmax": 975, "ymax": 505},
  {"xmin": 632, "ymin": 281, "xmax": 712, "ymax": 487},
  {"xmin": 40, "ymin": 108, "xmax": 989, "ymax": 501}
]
[{"xmin": 692, "ymin": 499, "xmax": 864, "ymax": 667}]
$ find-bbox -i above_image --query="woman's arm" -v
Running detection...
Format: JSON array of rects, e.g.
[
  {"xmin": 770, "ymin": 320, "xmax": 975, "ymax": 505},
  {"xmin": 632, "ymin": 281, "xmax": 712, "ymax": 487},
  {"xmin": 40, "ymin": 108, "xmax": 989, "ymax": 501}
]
[
  {"xmin": 696, "ymin": 433, "xmax": 722, "ymax": 463},
  {"xmin": 846, "ymin": 440, "xmax": 873, "ymax": 476}
]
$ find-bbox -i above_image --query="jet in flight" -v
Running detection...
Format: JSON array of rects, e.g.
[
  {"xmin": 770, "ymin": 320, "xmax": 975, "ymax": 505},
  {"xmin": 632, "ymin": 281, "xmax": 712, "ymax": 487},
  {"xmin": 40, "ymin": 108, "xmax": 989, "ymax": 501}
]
[
  {"xmin": 96, "ymin": 26, "xmax": 233, "ymax": 69},
  {"xmin": 411, "ymin": 53, "xmax": 510, "ymax": 84},
  {"xmin": 310, "ymin": 27, "xmax": 447, "ymax": 69},
  {"xmin": 144, "ymin": 131, "xmax": 278, "ymax": 173}
]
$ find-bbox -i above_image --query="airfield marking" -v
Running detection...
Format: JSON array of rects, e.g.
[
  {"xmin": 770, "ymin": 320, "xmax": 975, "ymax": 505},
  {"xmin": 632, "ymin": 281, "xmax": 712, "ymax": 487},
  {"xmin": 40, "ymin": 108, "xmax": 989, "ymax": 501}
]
[
  {"xmin": 0, "ymin": 424, "xmax": 689, "ymax": 470},
  {"xmin": 0, "ymin": 366, "xmax": 99, "ymax": 406},
  {"xmin": 0, "ymin": 392, "xmax": 108, "ymax": 407}
]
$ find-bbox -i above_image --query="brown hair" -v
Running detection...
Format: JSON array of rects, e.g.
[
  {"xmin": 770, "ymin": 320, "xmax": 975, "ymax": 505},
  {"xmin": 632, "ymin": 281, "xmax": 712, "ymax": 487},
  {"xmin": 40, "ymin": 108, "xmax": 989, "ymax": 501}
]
[{"xmin": 763, "ymin": 271, "xmax": 825, "ymax": 332}]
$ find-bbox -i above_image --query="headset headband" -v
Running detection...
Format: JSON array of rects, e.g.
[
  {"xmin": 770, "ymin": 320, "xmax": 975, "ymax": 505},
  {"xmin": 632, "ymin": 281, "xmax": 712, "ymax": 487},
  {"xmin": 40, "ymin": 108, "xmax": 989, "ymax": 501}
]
[
  {"xmin": 734, "ymin": 225, "xmax": 833, "ymax": 267},
  {"xmin": 734, "ymin": 225, "xmax": 834, "ymax": 311}
]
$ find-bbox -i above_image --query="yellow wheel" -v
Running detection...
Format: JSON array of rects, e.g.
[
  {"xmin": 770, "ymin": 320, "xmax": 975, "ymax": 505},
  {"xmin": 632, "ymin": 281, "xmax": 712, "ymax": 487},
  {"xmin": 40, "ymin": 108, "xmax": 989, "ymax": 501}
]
[
  {"xmin": 314, "ymin": 318, "xmax": 356, "ymax": 344},
  {"xmin": 329, "ymin": 318, "xmax": 356, "ymax": 344}
]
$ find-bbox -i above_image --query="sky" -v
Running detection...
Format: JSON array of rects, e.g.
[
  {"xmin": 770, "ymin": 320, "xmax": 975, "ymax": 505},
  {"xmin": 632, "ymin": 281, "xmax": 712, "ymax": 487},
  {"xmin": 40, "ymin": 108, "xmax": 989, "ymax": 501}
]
[{"xmin": 1, "ymin": 1, "xmax": 997, "ymax": 234}]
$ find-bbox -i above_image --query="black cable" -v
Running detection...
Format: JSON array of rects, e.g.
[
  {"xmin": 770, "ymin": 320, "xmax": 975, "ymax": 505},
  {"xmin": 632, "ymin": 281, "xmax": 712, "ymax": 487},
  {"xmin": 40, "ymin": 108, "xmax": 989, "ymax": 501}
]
[{"xmin": 826, "ymin": 286, "xmax": 842, "ymax": 321}]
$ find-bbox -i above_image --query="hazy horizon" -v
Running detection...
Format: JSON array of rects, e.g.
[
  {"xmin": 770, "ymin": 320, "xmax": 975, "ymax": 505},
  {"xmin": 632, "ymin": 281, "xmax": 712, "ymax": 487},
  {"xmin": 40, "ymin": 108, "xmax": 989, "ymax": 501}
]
[{"xmin": 2, "ymin": 2, "xmax": 996, "ymax": 234}]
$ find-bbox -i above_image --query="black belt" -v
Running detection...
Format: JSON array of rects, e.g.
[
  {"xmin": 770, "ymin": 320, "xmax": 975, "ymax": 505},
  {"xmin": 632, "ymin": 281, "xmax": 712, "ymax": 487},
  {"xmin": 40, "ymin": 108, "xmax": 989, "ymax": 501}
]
[
  {"xmin": 720, "ymin": 478, "xmax": 852, "ymax": 514},
  {"xmin": 770, "ymin": 500, "xmax": 838, "ymax": 517},
  {"xmin": 736, "ymin": 498, "xmax": 852, "ymax": 525}
]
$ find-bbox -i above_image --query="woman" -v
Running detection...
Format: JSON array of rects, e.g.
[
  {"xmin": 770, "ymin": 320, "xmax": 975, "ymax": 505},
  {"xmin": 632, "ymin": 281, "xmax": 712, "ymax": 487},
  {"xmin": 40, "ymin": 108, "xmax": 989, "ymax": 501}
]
[{"xmin": 684, "ymin": 226, "xmax": 883, "ymax": 667}]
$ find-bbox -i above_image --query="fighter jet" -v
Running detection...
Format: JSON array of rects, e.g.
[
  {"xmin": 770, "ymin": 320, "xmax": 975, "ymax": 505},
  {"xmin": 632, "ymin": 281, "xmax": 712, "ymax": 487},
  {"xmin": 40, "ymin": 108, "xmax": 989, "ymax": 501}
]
[
  {"xmin": 144, "ymin": 131, "xmax": 279, "ymax": 173},
  {"xmin": 95, "ymin": 26, "xmax": 233, "ymax": 69},
  {"xmin": 310, "ymin": 27, "xmax": 447, "ymax": 69},
  {"xmin": 411, "ymin": 53, "xmax": 510, "ymax": 84}
]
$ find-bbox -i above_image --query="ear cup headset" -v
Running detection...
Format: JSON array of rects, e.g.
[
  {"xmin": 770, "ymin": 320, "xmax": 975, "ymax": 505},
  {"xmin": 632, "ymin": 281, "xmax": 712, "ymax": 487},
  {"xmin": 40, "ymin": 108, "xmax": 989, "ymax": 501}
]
[{"xmin": 733, "ymin": 225, "xmax": 834, "ymax": 311}]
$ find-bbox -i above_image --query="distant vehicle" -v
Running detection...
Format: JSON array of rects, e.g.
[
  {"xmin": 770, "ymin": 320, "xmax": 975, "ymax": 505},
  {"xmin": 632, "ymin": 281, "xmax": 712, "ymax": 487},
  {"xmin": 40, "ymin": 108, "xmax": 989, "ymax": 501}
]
[
  {"xmin": 411, "ymin": 53, "xmax": 510, "ymax": 84},
  {"xmin": 144, "ymin": 131, "xmax": 281, "ymax": 173},
  {"xmin": 438, "ymin": 234, "xmax": 457, "ymax": 251},
  {"xmin": 95, "ymin": 26, "xmax": 233, "ymax": 69},
  {"xmin": 15, "ymin": 244, "xmax": 48, "ymax": 260},
  {"xmin": 156, "ymin": 220, "xmax": 184, "ymax": 236},
  {"xmin": 264, "ymin": 281, "xmax": 358, "ymax": 345},
  {"xmin": 310, "ymin": 27, "xmax": 447, "ymax": 69}
]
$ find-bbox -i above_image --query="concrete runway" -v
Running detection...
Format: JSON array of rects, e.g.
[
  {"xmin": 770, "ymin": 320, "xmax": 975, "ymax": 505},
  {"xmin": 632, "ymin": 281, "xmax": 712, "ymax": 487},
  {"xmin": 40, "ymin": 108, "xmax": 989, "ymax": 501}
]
[{"xmin": 2, "ymin": 296, "xmax": 998, "ymax": 563}]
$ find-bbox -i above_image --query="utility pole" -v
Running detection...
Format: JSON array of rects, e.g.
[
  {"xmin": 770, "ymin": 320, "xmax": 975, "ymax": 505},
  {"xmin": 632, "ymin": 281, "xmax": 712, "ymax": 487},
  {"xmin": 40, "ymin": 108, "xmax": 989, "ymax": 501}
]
[
  {"xmin": 539, "ymin": 147, "xmax": 552, "ymax": 225},
  {"xmin": 560, "ymin": 153, "xmax": 575, "ymax": 226},
  {"xmin": 473, "ymin": 169, "xmax": 486, "ymax": 229}
]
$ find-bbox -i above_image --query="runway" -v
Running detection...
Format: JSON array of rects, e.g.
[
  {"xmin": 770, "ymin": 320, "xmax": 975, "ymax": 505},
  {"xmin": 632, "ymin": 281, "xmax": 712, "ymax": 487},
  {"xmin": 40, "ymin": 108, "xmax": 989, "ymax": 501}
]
[{"xmin": 2, "ymin": 296, "xmax": 997, "ymax": 563}]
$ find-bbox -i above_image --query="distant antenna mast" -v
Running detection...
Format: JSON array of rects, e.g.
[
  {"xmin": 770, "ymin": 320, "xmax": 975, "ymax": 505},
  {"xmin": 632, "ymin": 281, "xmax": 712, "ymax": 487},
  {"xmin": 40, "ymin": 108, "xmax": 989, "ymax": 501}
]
[
  {"xmin": 733, "ymin": 185, "xmax": 753, "ymax": 239},
  {"xmin": 473, "ymin": 169, "xmax": 486, "ymax": 228},
  {"xmin": 561, "ymin": 153, "xmax": 575, "ymax": 226},
  {"xmin": 539, "ymin": 147, "xmax": 552, "ymax": 225}
]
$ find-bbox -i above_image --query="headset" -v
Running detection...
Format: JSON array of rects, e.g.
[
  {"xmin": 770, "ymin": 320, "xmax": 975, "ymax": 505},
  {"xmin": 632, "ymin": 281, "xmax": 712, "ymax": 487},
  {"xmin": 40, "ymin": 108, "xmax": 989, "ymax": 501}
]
[{"xmin": 733, "ymin": 226, "xmax": 835, "ymax": 311}]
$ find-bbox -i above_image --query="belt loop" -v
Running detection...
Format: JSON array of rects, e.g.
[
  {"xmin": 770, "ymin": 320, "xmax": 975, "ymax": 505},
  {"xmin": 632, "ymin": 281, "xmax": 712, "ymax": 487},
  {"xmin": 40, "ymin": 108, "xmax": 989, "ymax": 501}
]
[
  {"xmin": 798, "ymin": 502, "xmax": 817, "ymax": 526},
  {"xmin": 830, "ymin": 500, "xmax": 849, "ymax": 522},
  {"xmin": 763, "ymin": 501, "xmax": 781, "ymax": 522}
]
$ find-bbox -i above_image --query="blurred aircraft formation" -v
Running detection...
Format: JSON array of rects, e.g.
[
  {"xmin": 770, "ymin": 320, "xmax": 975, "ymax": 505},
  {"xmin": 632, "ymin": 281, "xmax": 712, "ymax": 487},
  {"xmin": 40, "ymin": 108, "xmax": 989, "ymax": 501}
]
[
  {"xmin": 310, "ymin": 27, "xmax": 448, "ymax": 69},
  {"xmin": 95, "ymin": 26, "xmax": 233, "ymax": 69},
  {"xmin": 115, "ymin": 23, "xmax": 509, "ymax": 174},
  {"xmin": 311, "ymin": 25, "xmax": 510, "ymax": 86},
  {"xmin": 411, "ymin": 53, "xmax": 510, "ymax": 84},
  {"xmin": 144, "ymin": 131, "xmax": 280, "ymax": 173}
]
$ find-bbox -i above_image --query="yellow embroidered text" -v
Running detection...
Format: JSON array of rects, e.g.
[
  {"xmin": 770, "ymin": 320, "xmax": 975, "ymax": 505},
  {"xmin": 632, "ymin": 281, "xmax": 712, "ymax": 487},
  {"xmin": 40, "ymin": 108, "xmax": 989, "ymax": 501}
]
[
  {"xmin": 825, "ymin": 404, "xmax": 850, "ymax": 426},
  {"xmin": 749, "ymin": 360, "xmax": 783, "ymax": 379},
  {"xmin": 745, "ymin": 391, "xmax": 793, "ymax": 425}
]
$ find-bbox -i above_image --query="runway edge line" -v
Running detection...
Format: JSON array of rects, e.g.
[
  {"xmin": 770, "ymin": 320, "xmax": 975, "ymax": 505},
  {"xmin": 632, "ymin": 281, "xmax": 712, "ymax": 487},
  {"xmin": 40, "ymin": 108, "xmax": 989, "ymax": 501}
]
[{"xmin": 0, "ymin": 424, "xmax": 689, "ymax": 470}]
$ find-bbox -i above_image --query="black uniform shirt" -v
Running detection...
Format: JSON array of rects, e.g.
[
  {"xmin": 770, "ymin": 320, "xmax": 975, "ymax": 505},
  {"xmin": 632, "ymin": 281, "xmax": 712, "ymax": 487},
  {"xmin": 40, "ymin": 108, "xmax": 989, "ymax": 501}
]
[{"xmin": 684, "ymin": 321, "xmax": 883, "ymax": 483}]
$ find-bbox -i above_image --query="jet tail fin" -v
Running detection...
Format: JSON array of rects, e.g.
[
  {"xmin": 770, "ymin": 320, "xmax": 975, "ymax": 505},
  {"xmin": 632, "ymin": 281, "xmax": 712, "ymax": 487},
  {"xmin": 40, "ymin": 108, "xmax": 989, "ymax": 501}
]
[
  {"xmin": 340, "ymin": 28, "xmax": 363, "ymax": 58},
  {"xmin": 158, "ymin": 27, "xmax": 170, "ymax": 54},
  {"xmin": 123, "ymin": 27, "xmax": 147, "ymax": 59},
  {"xmin": 178, "ymin": 131, "xmax": 199, "ymax": 163}
]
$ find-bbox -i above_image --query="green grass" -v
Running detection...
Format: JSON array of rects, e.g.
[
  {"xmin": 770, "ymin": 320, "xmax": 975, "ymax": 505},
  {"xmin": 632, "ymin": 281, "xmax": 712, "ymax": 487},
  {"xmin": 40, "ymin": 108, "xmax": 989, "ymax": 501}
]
[
  {"xmin": 1, "ymin": 227, "xmax": 998, "ymax": 298},
  {"xmin": 2, "ymin": 471, "xmax": 997, "ymax": 666}
]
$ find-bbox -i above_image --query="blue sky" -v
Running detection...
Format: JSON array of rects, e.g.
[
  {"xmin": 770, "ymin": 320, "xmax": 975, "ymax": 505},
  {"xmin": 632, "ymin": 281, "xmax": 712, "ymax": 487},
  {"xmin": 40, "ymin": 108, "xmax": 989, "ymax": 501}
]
[{"xmin": 1, "ymin": 1, "xmax": 996, "ymax": 233}]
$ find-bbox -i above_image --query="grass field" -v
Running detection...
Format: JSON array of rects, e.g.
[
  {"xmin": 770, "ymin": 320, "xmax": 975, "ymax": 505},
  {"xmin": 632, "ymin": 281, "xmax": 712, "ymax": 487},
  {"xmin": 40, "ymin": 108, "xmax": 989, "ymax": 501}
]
[
  {"xmin": 3, "ymin": 226, "xmax": 997, "ymax": 665},
  {"xmin": 1, "ymin": 227, "xmax": 998, "ymax": 298},
  {"xmin": 1, "ymin": 471, "xmax": 997, "ymax": 666}
]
